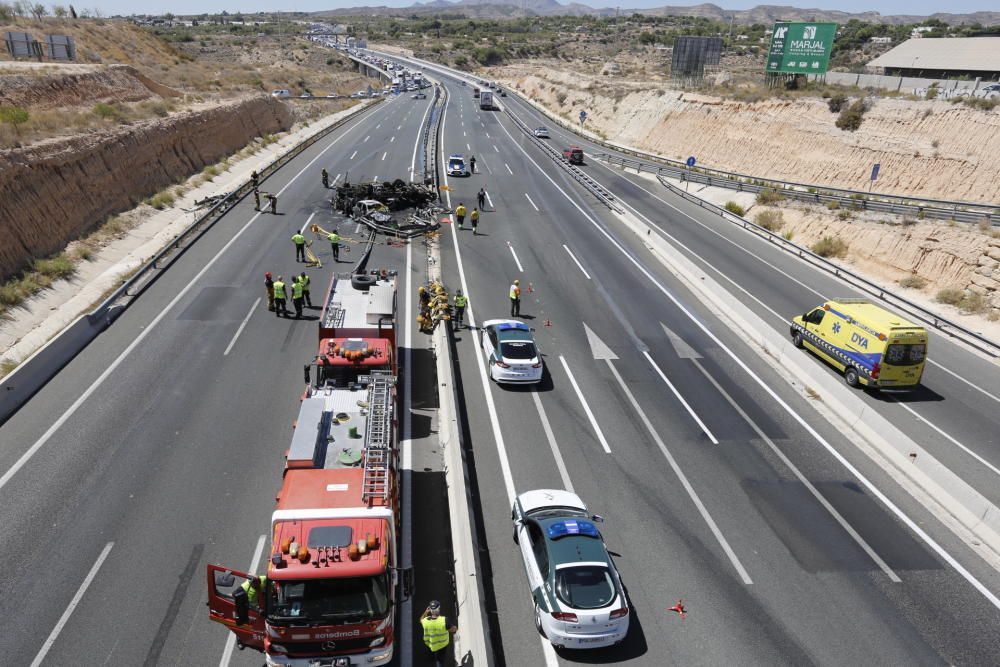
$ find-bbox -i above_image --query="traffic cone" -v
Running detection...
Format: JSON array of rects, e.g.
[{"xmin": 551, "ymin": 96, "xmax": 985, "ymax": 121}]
[
  {"xmin": 667, "ymin": 600, "xmax": 687, "ymax": 619},
  {"xmin": 543, "ymin": 319, "xmax": 552, "ymax": 327},
  {"xmin": 527, "ymin": 282, "xmax": 534, "ymax": 293}
]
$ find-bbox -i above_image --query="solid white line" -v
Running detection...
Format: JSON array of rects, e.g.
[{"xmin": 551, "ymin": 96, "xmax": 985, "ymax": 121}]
[
  {"xmin": 31, "ymin": 542, "xmax": 114, "ymax": 667},
  {"xmin": 223, "ymin": 298, "xmax": 261, "ymax": 356},
  {"xmin": 441, "ymin": 89, "xmax": 556, "ymax": 667},
  {"xmin": 493, "ymin": 144, "xmax": 499, "ymax": 152},
  {"xmin": 606, "ymin": 359, "xmax": 753, "ymax": 584},
  {"xmin": 0, "ymin": 107, "xmax": 373, "ymax": 494},
  {"xmin": 691, "ymin": 356, "xmax": 900, "ymax": 582},
  {"xmin": 349, "ymin": 150, "xmax": 357, "ymax": 159},
  {"xmin": 507, "ymin": 243, "xmax": 524, "ymax": 272},
  {"xmin": 524, "ymin": 193, "xmax": 539, "ymax": 211},
  {"xmin": 494, "ymin": 113, "xmax": 1000, "ymax": 609},
  {"xmin": 505, "ymin": 163, "xmax": 513, "ymax": 175},
  {"xmin": 562, "ymin": 245, "xmax": 591, "ymax": 279},
  {"xmin": 382, "ymin": 151, "xmax": 387, "ymax": 161},
  {"xmin": 364, "ymin": 135, "xmax": 370, "ymax": 142},
  {"xmin": 643, "ymin": 351, "xmax": 719, "ymax": 444},
  {"xmin": 926, "ymin": 359, "xmax": 1000, "ymax": 406},
  {"xmin": 559, "ymin": 355, "xmax": 612, "ymax": 454},
  {"xmin": 892, "ymin": 398, "xmax": 1000, "ymax": 478},
  {"xmin": 219, "ymin": 535, "xmax": 267, "ymax": 667},
  {"xmin": 531, "ymin": 390, "xmax": 574, "ymax": 493}
]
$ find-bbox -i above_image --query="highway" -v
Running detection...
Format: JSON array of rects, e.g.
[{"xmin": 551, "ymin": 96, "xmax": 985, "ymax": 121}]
[
  {"xmin": 415, "ymin": 63, "xmax": 1000, "ymax": 665},
  {"xmin": 0, "ymin": 91, "xmax": 444, "ymax": 665},
  {"xmin": 2, "ymin": 47, "xmax": 1000, "ymax": 667}
]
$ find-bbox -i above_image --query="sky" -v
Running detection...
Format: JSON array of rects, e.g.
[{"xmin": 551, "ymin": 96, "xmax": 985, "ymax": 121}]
[{"xmin": 97, "ymin": 0, "xmax": 999, "ymax": 20}]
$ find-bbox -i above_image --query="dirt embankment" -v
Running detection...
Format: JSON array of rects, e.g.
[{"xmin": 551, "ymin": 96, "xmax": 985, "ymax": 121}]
[
  {"xmin": 0, "ymin": 96, "xmax": 292, "ymax": 281},
  {"xmin": 0, "ymin": 63, "xmax": 179, "ymax": 110},
  {"xmin": 494, "ymin": 63, "xmax": 1000, "ymax": 203}
]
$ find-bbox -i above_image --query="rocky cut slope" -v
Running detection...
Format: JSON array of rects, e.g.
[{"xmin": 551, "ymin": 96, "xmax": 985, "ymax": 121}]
[
  {"xmin": 0, "ymin": 63, "xmax": 179, "ymax": 111},
  {"xmin": 0, "ymin": 96, "xmax": 292, "ymax": 281}
]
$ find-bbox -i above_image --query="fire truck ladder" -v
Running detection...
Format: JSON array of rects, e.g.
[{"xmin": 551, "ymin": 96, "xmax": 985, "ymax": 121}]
[{"xmin": 361, "ymin": 374, "xmax": 394, "ymax": 504}]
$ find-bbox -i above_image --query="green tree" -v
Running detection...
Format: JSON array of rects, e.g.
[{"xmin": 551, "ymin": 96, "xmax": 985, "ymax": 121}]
[
  {"xmin": 0, "ymin": 106, "xmax": 30, "ymax": 137},
  {"xmin": 53, "ymin": 4, "xmax": 67, "ymax": 17}
]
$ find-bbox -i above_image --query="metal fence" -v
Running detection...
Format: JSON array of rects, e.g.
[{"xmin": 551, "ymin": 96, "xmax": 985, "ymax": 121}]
[{"xmin": 655, "ymin": 174, "xmax": 1000, "ymax": 357}]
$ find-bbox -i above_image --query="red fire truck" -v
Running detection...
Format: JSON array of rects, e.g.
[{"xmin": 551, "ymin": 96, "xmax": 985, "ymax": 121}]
[{"xmin": 208, "ymin": 272, "xmax": 410, "ymax": 667}]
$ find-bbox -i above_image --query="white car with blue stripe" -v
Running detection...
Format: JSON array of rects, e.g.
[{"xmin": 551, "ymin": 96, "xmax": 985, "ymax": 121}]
[
  {"xmin": 512, "ymin": 489, "xmax": 630, "ymax": 650},
  {"xmin": 481, "ymin": 320, "xmax": 543, "ymax": 384}
]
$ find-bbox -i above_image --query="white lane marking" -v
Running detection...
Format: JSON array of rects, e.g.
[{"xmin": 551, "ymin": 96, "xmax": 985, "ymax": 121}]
[
  {"xmin": 363, "ymin": 135, "xmax": 370, "ymax": 143},
  {"xmin": 481, "ymin": 158, "xmax": 493, "ymax": 175},
  {"xmin": 400, "ymin": 239, "xmax": 415, "ymax": 666},
  {"xmin": 493, "ymin": 144, "xmax": 499, "ymax": 152},
  {"xmin": 507, "ymin": 242, "xmax": 524, "ymax": 272},
  {"xmin": 524, "ymin": 193, "xmax": 539, "ymax": 211},
  {"xmin": 411, "ymin": 94, "xmax": 434, "ymax": 181},
  {"xmin": 485, "ymin": 191, "xmax": 494, "ymax": 209},
  {"xmin": 494, "ymin": 113, "xmax": 1000, "ymax": 608},
  {"xmin": 559, "ymin": 355, "xmax": 612, "ymax": 454},
  {"xmin": 349, "ymin": 150, "xmax": 357, "ymax": 160},
  {"xmin": 505, "ymin": 163, "xmax": 513, "ymax": 175},
  {"xmin": 355, "ymin": 223, "xmax": 362, "ymax": 234},
  {"xmin": 333, "ymin": 172, "xmax": 341, "ymax": 184},
  {"xmin": 562, "ymin": 245, "xmax": 591, "ymax": 279},
  {"xmin": 531, "ymin": 390, "xmax": 574, "ymax": 492},
  {"xmin": 466, "ymin": 142, "xmax": 471, "ymax": 151},
  {"xmin": 486, "ymin": 132, "xmax": 491, "ymax": 139},
  {"xmin": 892, "ymin": 398, "xmax": 1000, "ymax": 478},
  {"xmin": 603, "ymin": 168, "xmax": 1000, "ymax": 477},
  {"xmin": 390, "ymin": 136, "xmax": 395, "ymax": 143},
  {"xmin": 607, "ymin": 358, "xmax": 753, "ymax": 584},
  {"xmin": 643, "ymin": 351, "xmax": 719, "ymax": 444},
  {"xmin": 397, "ymin": 124, "xmax": 402, "ymax": 130},
  {"xmin": 691, "ymin": 355, "xmax": 900, "ymax": 582},
  {"xmin": 372, "ymin": 176, "xmax": 379, "ymax": 183},
  {"xmin": 463, "ymin": 130, "xmax": 466, "ymax": 137},
  {"xmin": 0, "ymin": 107, "xmax": 371, "ymax": 494},
  {"xmin": 382, "ymin": 151, "xmax": 387, "ymax": 161},
  {"xmin": 219, "ymin": 535, "xmax": 267, "ymax": 667},
  {"xmin": 439, "ymin": 98, "xmax": 559, "ymax": 667},
  {"xmin": 598, "ymin": 161, "xmax": 1000, "ymax": 408},
  {"xmin": 376, "ymin": 123, "xmax": 381, "ymax": 129},
  {"xmin": 31, "ymin": 542, "xmax": 115, "ymax": 667},
  {"xmin": 223, "ymin": 298, "xmax": 261, "ymax": 357}
]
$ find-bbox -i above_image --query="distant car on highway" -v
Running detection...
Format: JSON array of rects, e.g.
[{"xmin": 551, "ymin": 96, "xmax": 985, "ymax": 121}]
[
  {"xmin": 412, "ymin": 92, "xmax": 427, "ymax": 99},
  {"xmin": 447, "ymin": 154, "xmax": 468, "ymax": 177},
  {"xmin": 481, "ymin": 320, "xmax": 543, "ymax": 384},
  {"xmin": 270, "ymin": 89, "xmax": 291, "ymax": 98},
  {"xmin": 499, "ymin": 88, "xmax": 507, "ymax": 97},
  {"xmin": 533, "ymin": 127, "xmax": 550, "ymax": 139},
  {"xmin": 563, "ymin": 146, "xmax": 584, "ymax": 165},
  {"xmin": 299, "ymin": 92, "xmax": 313, "ymax": 98},
  {"xmin": 350, "ymin": 91, "xmax": 367, "ymax": 98},
  {"xmin": 512, "ymin": 489, "xmax": 629, "ymax": 649}
]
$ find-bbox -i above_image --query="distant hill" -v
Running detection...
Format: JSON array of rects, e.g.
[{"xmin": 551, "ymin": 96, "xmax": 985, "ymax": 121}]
[{"xmin": 312, "ymin": 0, "xmax": 1000, "ymax": 25}]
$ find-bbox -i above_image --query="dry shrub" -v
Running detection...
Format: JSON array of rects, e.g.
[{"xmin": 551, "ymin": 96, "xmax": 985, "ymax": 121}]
[
  {"xmin": 754, "ymin": 209, "xmax": 784, "ymax": 232},
  {"xmin": 811, "ymin": 236, "xmax": 848, "ymax": 258}
]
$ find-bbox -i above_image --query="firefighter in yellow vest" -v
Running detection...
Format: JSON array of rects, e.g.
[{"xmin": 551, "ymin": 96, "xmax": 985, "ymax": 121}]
[
  {"xmin": 420, "ymin": 600, "xmax": 456, "ymax": 667},
  {"xmin": 241, "ymin": 575, "xmax": 267, "ymax": 612},
  {"xmin": 455, "ymin": 203, "xmax": 467, "ymax": 229},
  {"xmin": 273, "ymin": 276, "xmax": 288, "ymax": 317},
  {"xmin": 298, "ymin": 272, "xmax": 312, "ymax": 307},
  {"xmin": 453, "ymin": 289, "xmax": 467, "ymax": 328},
  {"xmin": 292, "ymin": 232, "xmax": 307, "ymax": 262},
  {"xmin": 328, "ymin": 229, "xmax": 341, "ymax": 262},
  {"xmin": 291, "ymin": 275, "xmax": 305, "ymax": 319},
  {"xmin": 509, "ymin": 279, "xmax": 521, "ymax": 317}
]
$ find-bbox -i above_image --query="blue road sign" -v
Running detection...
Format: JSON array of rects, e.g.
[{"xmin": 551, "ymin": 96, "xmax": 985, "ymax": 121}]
[
  {"xmin": 870, "ymin": 163, "xmax": 881, "ymax": 181},
  {"xmin": 686, "ymin": 156, "xmax": 696, "ymax": 167},
  {"xmin": 579, "ymin": 110, "xmax": 588, "ymax": 123}
]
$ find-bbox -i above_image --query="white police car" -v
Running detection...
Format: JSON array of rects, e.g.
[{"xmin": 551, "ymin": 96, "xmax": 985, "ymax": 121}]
[
  {"xmin": 481, "ymin": 320, "xmax": 543, "ymax": 384},
  {"xmin": 447, "ymin": 154, "xmax": 468, "ymax": 177},
  {"xmin": 512, "ymin": 489, "xmax": 630, "ymax": 650}
]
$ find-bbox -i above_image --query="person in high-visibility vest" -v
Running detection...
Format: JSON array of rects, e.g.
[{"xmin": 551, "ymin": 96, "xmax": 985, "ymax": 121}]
[
  {"xmin": 241, "ymin": 575, "xmax": 267, "ymax": 612},
  {"xmin": 291, "ymin": 276, "xmax": 305, "ymax": 319},
  {"xmin": 299, "ymin": 272, "xmax": 312, "ymax": 307},
  {"xmin": 455, "ymin": 203, "xmax": 467, "ymax": 229},
  {"xmin": 453, "ymin": 290, "xmax": 467, "ymax": 328},
  {"xmin": 470, "ymin": 208, "xmax": 480, "ymax": 235},
  {"xmin": 328, "ymin": 229, "xmax": 341, "ymax": 262},
  {"xmin": 419, "ymin": 600, "xmax": 456, "ymax": 667},
  {"xmin": 273, "ymin": 276, "xmax": 287, "ymax": 317},
  {"xmin": 509, "ymin": 279, "xmax": 521, "ymax": 317},
  {"xmin": 264, "ymin": 272, "xmax": 275, "ymax": 312},
  {"xmin": 292, "ymin": 231, "xmax": 307, "ymax": 262}
]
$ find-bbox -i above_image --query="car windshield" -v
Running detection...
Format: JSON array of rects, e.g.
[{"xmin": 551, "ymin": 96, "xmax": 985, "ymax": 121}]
[
  {"xmin": 269, "ymin": 574, "xmax": 390, "ymax": 625},
  {"xmin": 500, "ymin": 341, "xmax": 536, "ymax": 360},
  {"xmin": 555, "ymin": 565, "xmax": 615, "ymax": 610}
]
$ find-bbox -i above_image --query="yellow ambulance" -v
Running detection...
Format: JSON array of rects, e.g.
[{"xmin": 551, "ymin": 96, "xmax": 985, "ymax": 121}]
[{"xmin": 790, "ymin": 298, "xmax": 928, "ymax": 389}]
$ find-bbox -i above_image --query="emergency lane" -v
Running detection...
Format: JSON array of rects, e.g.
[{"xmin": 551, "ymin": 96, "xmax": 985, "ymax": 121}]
[
  {"xmin": 0, "ymin": 92, "xmax": 435, "ymax": 666},
  {"xmin": 433, "ymin": 73, "xmax": 1000, "ymax": 666},
  {"xmin": 500, "ymin": 90, "xmax": 1000, "ymax": 509}
]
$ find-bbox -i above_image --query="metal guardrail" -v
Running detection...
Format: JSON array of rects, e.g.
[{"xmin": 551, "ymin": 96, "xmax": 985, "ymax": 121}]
[
  {"xmin": 656, "ymin": 174, "xmax": 1000, "ymax": 357},
  {"xmin": 97, "ymin": 99, "xmax": 384, "ymax": 319},
  {"xmin": 500, "ymin": 89, "xmax": 1000, "ymax": 225},
  {"xmin": 597, "ymin": 153, "xmax": 998, "ymax": 226},
  {"xmin": 502, "ymin": 105, "xmax": 623, "ymax": 213}
]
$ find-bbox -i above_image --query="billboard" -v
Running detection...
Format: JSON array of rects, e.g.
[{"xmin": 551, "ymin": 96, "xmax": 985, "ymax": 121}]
[
  {"xmin": 765, "ymin": 22, "xmax": 837, "ymax": 74},
  {"xmin": 672, "ymin": 36, "xmax": 723, "ymax": 79}
]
